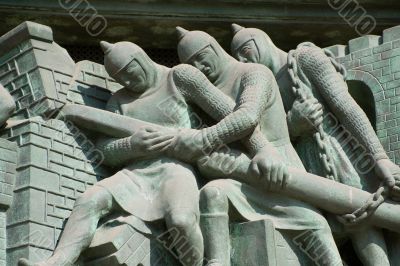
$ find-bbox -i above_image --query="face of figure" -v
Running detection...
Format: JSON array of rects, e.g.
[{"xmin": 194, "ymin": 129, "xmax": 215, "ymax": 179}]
[
  {"xmin": 113, "ymin": 59, "xmax": 148, "ymax": 93},
  {"xmin": 234, "ymin": 39, "xmax": 260, "ymax": 63},
  {"xmin": 188, "ymin": 46, "xmax": 221, "ymax": 82}
]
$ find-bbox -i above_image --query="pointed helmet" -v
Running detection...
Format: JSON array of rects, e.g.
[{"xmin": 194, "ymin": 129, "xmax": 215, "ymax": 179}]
[
  {"xmin": 176, "ymin": 26, "xmax": 228, "ymax": 63},
  {"xmin": 100, "ymin": 41, "xmax": 149, "ymax": 77},
  {"xmin": 230, "ymin": 24, "xmax": 275, "ymax": 66}
]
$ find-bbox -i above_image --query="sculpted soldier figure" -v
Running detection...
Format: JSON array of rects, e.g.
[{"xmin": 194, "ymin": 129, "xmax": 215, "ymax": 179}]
[
  {"xmin": 0, "ymin": 85, "xmax": 15, "ymax": 127},
  {"xmin": 19, "ymin": 41, "xmax": 207, "ymax": 266},
  {"xmin": 18, "ymin": 39, "xmax": 331, "ymax": 266},
  {"xmin": 171, "ymin": 27, "xmax": 342, "ymax": 266},
  {"xmin": 230, "ymin": 24, "xmax": 400, "ymax": 265}
]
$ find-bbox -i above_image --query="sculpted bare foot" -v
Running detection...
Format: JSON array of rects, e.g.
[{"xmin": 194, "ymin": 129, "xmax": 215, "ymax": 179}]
[
  {"xmin": 18, "ymin": 258, "xmax": 62, "ymax": 266},
  {"xmin": 18, "ymin": 258, "xmax": 40, "ymax": 266}
]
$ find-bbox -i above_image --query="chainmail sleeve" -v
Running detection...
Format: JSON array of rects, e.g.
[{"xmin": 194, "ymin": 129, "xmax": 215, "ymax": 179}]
[
  {"xmin": 96, "ymin": 136, "xmax": 134, "ymax": 167},
  {"xmin": 297, "ymin": 46, "xmax": 388, "ymax": 161},
  {"xmin": 172, "ymin": 64, "xmax": 272, "ymax": 155}
]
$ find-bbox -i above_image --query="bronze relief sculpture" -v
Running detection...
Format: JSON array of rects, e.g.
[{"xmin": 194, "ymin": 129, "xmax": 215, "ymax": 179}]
[
  {"xmin": 230, "ymin": 24, "xmax": 400, "ymax": 266},
  {"xmin": 0, "ymin": 21, "xmax": 398, "ymax": 266}
]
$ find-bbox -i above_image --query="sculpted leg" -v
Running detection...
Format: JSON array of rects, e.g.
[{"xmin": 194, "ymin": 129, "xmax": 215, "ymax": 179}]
[
  {"xmin": 165, "ymin": 210, "xmax": 204, "ymax": 266},
  {"xmin": 292, "ymin": 219, "xmax": 343, "ymax": 265},
  {"xmin": 19, "ymin": 186, "xmax": 115, "ymax": 266},
  {"xmin": 200, "ymin": 186, "xmax": 230, "ymax": 266},
  {"xmin": 350, "ymin": 227, "xmax": 389, "ymax": 266},
  {"xmin": 385, "ymin": 232, "xmax": 400, "ymax": 265}
]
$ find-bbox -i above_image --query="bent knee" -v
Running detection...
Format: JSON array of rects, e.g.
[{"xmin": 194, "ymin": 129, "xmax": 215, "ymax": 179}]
[
  {"xmin": 167, "ymin": 211, "xmax": 198, "ymax": 231},
  {"xmin": 199, "ymin": 186, "xmax": 228, "ymax": 213},
  {"xmin": 74, "ymin": 186, "xmax": 112, "ymax": 212}
]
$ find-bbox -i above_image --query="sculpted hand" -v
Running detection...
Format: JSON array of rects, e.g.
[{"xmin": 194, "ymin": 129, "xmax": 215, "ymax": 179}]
[
  {"xmin": 287, "ymin": 97, "xmax": 323, "ymax": 137},
  {"xmin": 250, "ymin": 147, "xmax": 290, "ymax": 190},
  {"xmin": 198, "ymin": 151, "xmax": 238, "ymax": 176},
  {"xmin": 169, "ymin": 128, "xmax": 207, "ymax": 162},
  {"xmin": 131, "ymin": 126, "xmax": 176, "ymax": 154},
  {"xmin": 374, "ymin": 158, "xmax": 398, "ymax": 188}
]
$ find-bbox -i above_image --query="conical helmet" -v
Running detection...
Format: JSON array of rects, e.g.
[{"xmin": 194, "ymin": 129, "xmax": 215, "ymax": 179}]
[
  {"xmin": 230, "ymin": 24, "xmax": 274, "ymax": 65},
  {"xmin": 176, "ymin": 27, "xmax": 219, "ymax": 63},
  {"xmin": 100, "ymin": 41, "xmax": 144, "ymax": 77}
]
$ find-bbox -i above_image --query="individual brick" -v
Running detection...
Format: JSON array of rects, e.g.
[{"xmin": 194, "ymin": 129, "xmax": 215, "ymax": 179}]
[
  {"xmin": 373, "ymin": 42, "xmax": 392, "ymax": 54},
  {"xmin": 394, "ymin": 40, "xmax": 400, "ymax": 49},
  {"xmin": 360, "ymin": 54, "xmax": 381, "ymax": 65},
  {"xmin": 352, "ymin": 48, "xmax": 372, "ymax": 59},
  {"xmin": 382, "ymin": 48, "xmax": 400, "ymax": 59},
  {"xmin": 386, "ymin": 79, "xmax": 400, "ymax": 90},
  {"xmin": 383, "ymin": 25, "xmax": 400, "ymax": 43},
  {"xmin": 348, "ymin": 35, "xmax": 381, "ymax": 53},
  {"xmin": 324, "ymin": 45, "xmax": 347, "ymax": 57},
  {"xmin": 372, "ymin": 58, "xmax": 390, "ymax": 70}
]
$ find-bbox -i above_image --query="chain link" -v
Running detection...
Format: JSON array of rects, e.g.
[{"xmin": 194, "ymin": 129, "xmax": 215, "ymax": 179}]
[
  {"xmin": 287, "ymin": 42, "xmax": 389, "ymax": 225},
  {"xmin": 287, "ymin": 42, "xmax": 338, "ymax": 182}
]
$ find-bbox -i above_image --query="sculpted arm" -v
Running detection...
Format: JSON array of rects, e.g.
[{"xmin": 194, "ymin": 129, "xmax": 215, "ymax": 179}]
[
  {"xmin": 298, "ymin": 46, "xmax": 387, "ymax": 162},
  {"xmin": 96, "ymin": 96, "xmax": 172, "ymax": 167},
  {"xmin": 0, "ymin": 85, "xmax": 15, "ymax": 126},
  {"xmin": 298, "ymin": 46, "xmax": 400, "ymax": 187},
  {"xmin": 173, "ymin": 64, "xmax": 273, "ymax": 156}
]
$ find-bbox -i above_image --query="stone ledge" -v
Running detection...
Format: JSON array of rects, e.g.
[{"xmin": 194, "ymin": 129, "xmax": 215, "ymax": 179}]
[{"xmin": 0, "ymin": 21, "xmax": 52, "ymax": 56}]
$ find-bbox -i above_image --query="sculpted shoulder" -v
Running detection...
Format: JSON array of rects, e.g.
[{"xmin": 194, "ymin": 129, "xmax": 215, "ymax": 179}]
[
  {"xmin": 295, "ymin": 44, "xmax": 329, "ymax": 68},
  {"xmin": 238, "ymin": 62, "xmax": 275, "ymax": 79},
  {"xmin": 106, "ymin": 88, "xmax": 134, "ymax": 113},
  {"xmin": 171, "ymin": 63, "xmax": 201, "ymax": 79}
]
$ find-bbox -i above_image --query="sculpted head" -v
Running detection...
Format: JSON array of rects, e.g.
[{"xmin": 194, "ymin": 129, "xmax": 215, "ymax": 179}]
[
  {"xmin": 100, "ymin": 41, "xmax": 156, "ymax": 93},
  {"xmin": 176, "ymin": 27, "xmax": 230, "ymax": 83},
  {"xmin": 230, "ymin": 24, "xmax": 277, "ymax": 69}
]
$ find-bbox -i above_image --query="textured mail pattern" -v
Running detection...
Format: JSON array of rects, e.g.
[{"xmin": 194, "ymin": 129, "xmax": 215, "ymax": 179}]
[{"xmin": 298, "ymin": 46, "xmax": 388, "ymax": 160}]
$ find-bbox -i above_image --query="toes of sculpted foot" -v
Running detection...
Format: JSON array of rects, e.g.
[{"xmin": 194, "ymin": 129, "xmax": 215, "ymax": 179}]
[{"xmin": 18, "ymin": 258, "xmax": 36, "ymax": 266}]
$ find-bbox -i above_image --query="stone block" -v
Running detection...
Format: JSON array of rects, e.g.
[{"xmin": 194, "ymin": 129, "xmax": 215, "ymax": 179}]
[
  {"xmin": 386, "ymin": 79, "xmax": 400, "ymax": 90},
  {"xmin": 382, "ymin": 48, "xmax": 400, "ymax": 60},
  {"xmin": 81, "ymin": 216, "xmax": 179, "ymax": 266},
  {"xmin": 379, "ymin": 74, "xmax": 394, "ymax": 84},
  {"xmin": 373, "ymin": 42, "xmax": 393, "ymax": 54},
  {"xmin": 66, "ymin": 60, "xmax": 121, "ymax": 110},
  {"xmin": 348, "ymin": 35, "xmax": 381, "ymax": 53},
  {"xmin": 2, "ymin": 118, "xmax": 111, "ymax": 265},
  {"xmin": 0, "ymin": 22, "xmax": 75, "ymax": 120},
  {"xmin": 352, "ymin": 48, "xmax": 372, "ymax": 60},
  {"xmin": 373, "ymin": 59, "xmax": 390, "ymax": 70},
  {"xmin": 0, "ymin": 139, "xmax": 17, "ymax": 209},
  {"xmin": 394, "ymin": 40, "xmax": 400, "ymax": 49},
  {"xmin": 390, "ymin": 56, "xmax": 400, "ymax": 74},
  {"xmin": 360, "ymin": 54, "xmax": 381, "ymax": 66},
  {"xmin": 324, "ymin": 45, "xmax": 347, "ymax": 57},
  {"xmin": 383, "ymin": 25, "xmax": 400, "ymax": 43},
  {"xmin": 230, "ymin": 220, "xmax": 312, "ymax": 266}
]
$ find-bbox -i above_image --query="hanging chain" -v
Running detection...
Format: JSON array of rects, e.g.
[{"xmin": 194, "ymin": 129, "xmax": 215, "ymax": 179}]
[
  {"xmin": 287, "ymin": 42, "xmax": 389, "ymax": 224},
  {"xmin": 287, "ymin": 42, "xmax": 338, "ymax": 182}
]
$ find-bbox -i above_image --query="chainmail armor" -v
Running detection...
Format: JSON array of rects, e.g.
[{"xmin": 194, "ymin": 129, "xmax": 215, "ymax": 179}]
[
  {"xmin": 96, "ymin": 136, "xmax": 133, "ymax": 167},
  {"xmin": 296, "ymin": 45, "xmax": 388, "ymax": 161},
  {"xmin": 172, "ymin": 64, "xmax": 273, "ymax": 155}
]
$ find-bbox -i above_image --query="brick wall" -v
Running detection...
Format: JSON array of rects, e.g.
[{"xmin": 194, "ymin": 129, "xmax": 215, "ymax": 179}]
[
  {"xmin": 0, "ymin": 139, "xmax": 17, "ymax": 265},
  {"xmin": 326, "ymin": 25, "xmax": 400, "ymax": 164},
  {"xmin": 0, "ymin": 22, "xmax": 75, "ymax": 120},
  {"xmin": 66, "ymin": 60, "xmax": 121, "ymax": 110},
  {"xmin": 1, "ymin": 119, "xmax": 110, "ymax": 265},
  {"xmin": 0, "ymin": 22, "xmax": 122, "ymax": 121}
]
